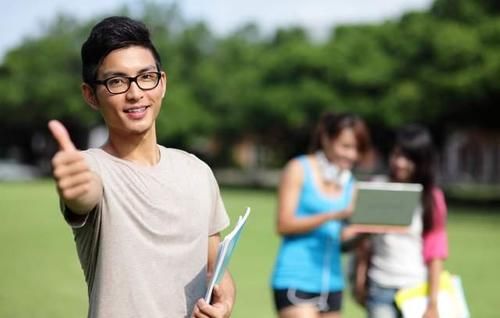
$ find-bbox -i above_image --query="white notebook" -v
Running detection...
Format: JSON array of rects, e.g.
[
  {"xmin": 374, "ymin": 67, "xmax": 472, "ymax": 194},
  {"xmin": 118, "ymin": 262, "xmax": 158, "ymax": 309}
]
[{"xmin": 204, "ymin": 207, "xmax": 251, "ymax": 302}]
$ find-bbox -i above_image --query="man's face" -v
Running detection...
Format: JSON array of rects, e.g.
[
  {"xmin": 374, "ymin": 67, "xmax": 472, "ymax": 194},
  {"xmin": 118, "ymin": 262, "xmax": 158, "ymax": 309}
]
[{"xmin": 90, "ymin": 46, "xmax": 166, "ymax": 137}]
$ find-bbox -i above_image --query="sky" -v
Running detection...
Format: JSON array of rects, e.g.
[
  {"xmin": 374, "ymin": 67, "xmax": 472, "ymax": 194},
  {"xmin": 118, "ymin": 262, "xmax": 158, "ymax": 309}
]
[{"xmin": 0, "ymin": 0, "xmax": 433, "ymax": 61}]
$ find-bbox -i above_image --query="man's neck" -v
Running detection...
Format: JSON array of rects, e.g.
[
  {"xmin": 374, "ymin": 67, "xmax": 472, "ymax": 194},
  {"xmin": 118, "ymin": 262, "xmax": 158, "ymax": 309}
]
[{"xmin": 103, "ymin": 128, "xmax": 160, "ymax": 166}]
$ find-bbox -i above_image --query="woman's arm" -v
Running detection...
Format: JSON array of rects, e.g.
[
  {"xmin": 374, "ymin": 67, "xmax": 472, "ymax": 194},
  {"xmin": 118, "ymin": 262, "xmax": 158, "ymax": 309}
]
[
  {"xmin": 352, "ymin": 236, "xmax": 372, "ymax": 307},
  {"xmin": 422, "ymin": 188, "xmax": 449, "ymax": 318},
  {"xmin": 276, "ymin": 159, "xmax": 348, "ymax": 235},
  {"xmin": 423, "ymin": 259, "xmax": 443, "ymax": 318}
]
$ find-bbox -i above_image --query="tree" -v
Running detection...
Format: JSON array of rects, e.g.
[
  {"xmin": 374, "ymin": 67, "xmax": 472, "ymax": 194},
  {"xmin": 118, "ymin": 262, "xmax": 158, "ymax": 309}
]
[{"xmin": 2, "ymin": 0, "xmax": 500, "ymax": 168}]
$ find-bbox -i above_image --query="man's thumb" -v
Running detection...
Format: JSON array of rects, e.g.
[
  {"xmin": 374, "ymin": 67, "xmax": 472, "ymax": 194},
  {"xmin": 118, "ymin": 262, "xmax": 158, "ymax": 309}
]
[{"xmin": 48, "ymin": 120, "xmax": 76, "ymax": 151}]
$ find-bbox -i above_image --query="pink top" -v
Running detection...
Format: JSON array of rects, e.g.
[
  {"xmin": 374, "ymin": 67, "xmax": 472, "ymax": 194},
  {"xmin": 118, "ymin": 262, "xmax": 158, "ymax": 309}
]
[{"xmin": 422, "ymin": 188, "xmax": 449, "ymax": 263}]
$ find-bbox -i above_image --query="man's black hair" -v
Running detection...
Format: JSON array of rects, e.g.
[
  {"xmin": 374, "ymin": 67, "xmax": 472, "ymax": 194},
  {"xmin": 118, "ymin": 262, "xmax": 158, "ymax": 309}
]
[{"xmin": 81, "ymin": 16, "xmax": 162, "ymax": 85}]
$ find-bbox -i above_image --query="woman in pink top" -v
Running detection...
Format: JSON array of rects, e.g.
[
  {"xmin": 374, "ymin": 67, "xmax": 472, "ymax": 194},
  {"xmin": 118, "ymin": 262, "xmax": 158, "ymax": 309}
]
[{"xmin": 354, "ymin": 124, "xmax": 448, "ymax": 318}]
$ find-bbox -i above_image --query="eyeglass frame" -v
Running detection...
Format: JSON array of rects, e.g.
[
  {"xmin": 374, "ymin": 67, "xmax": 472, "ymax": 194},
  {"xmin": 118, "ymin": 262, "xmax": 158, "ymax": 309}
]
[{"xmin": 93, "ymin": 71, "xmax": 163, "ymax": 95}]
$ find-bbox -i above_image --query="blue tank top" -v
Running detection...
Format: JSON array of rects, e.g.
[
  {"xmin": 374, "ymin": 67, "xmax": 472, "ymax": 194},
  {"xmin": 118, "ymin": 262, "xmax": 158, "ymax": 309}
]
[{"xmin": 271, "ymin": 155, "xmax": 355, "ymax": 292}]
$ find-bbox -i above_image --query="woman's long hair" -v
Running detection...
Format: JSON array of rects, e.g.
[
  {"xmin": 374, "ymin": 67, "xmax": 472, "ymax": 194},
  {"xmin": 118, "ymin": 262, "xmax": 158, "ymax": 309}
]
[{"xmin": 391, "ymin": 124, "xmax": 437, "ymax": 233}]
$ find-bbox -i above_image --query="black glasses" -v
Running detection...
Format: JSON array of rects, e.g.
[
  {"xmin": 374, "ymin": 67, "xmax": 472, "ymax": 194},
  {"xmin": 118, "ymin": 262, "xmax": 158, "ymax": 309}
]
[{"xmin": 94, "ymin": 71, "xmax": 162, "ymax": 94}]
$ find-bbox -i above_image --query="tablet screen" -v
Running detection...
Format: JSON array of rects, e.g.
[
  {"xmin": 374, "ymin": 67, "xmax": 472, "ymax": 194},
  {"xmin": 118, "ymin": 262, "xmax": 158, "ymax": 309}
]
[{"xmin": 350, "ymin": 181, "xmax": 422, "ymax": 228}]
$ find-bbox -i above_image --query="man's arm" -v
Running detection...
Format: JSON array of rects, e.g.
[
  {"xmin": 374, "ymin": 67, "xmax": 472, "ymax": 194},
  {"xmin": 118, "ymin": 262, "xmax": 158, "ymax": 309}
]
[
  {"xmin": 49, "ymin": 120, "xmax": 102, "ymax": 214},
  {"xmin": 192, "ymin": 233, "xmax": 235, "ymax": 318}
]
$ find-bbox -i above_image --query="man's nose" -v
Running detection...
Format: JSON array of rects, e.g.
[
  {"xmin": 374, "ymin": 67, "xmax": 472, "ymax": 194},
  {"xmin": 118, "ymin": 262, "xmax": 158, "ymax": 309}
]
[{"xmin": 126, "ymin": 80, "xmax": 143, "ymax": 99}]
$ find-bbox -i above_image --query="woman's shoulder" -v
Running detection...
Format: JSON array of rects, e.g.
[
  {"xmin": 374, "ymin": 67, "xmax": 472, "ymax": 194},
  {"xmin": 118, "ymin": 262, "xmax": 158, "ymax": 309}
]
[
  {"xmin": 281, "ymin": 154, "xmax": 313, "ymax": 181},
  {"xmin": 286, "ymin": 154, "xmax": 311, "ymax": 168},
  {"xmin": 293, "ymin": 153, "xmax": 312, "ymax": 162},
  {"xmin": 431, "ymin": 186, "xmax": 445, "ymax": 201},
  {"xmin": 431, "ymin": 186, "xmax": 448, "ymax": 218}
]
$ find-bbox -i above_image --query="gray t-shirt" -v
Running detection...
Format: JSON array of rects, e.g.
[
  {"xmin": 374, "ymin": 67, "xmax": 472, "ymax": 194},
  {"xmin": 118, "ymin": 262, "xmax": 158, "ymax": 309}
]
[{"xmin": 62, "ymin": 146, "xmax": 230, "ymax": 318}]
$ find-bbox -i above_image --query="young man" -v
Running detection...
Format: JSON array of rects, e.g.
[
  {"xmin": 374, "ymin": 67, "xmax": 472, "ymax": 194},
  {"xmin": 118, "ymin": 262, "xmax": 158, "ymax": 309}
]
[{"xmin": 49, "ymin": 16, "xmax": 235, "ymax": 318}]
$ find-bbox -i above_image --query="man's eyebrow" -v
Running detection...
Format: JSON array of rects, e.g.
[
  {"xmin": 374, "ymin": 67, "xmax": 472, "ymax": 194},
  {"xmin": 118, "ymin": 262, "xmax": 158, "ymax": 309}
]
[
  {"xmin": 100, "ymin": 66, "xmax": 158, "ymax": 79},
  {"xmin": 100, "ymin": 71, "xmax": 127, "ymax": 78},
  {"xmin": 137, "ymin": 66, "xmax": 157, "ymax": 73}
]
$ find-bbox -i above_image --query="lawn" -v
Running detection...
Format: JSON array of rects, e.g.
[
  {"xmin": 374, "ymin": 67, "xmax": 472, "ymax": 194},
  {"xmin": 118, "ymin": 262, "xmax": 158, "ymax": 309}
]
[{"xmin": 1, "ymin": 181, "xmax": 499, "ymax": 317}]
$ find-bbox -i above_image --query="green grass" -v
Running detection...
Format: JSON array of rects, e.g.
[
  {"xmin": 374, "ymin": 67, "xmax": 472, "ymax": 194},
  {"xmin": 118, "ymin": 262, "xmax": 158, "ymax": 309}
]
[{"xmin": 1, "ymin": 181, "xmax": 499, "ymax": 317}]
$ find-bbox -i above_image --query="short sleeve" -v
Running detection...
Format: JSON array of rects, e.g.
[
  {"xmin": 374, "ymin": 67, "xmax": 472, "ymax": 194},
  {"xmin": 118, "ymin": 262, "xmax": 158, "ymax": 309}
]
[
  {"xmin": 206, "ymin": 166, "xmax": 230, "ymax": 236},
  {"xmin": 422, "ymin": 187, "xmax": 449, "ymax": 263}
]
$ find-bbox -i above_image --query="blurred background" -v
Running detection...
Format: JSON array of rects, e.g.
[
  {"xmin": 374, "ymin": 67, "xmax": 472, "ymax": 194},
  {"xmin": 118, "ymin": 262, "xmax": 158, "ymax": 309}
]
[
  {"xmin": 1, "ymin": 0, "xmax": 499, "ymax": 317},
  {"xmin": 1, "ymin": 0, "xmax": 500, "ymax": 194}
]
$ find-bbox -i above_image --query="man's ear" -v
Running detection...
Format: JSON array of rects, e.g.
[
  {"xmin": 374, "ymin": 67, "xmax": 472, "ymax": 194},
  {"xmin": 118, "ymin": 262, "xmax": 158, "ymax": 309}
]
[
  {"xmin": 161, "ymin": 72, "xmax": 168, "ymax": 98},
  {"xmin": 81, "ymin": 83, "xmax": 99, "ymax": 110}
]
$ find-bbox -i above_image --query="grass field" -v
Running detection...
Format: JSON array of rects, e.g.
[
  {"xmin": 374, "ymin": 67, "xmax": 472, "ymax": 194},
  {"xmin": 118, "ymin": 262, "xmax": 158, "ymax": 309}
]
[{"xmin": 1, "ymin": 181, "xmax": 499, "ymax": 317}]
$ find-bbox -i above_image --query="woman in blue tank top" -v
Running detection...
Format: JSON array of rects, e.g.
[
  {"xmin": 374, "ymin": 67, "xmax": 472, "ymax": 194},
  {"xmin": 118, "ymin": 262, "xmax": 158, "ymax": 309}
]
[{"xmin": 271, "ymin": 112, "xmax": 371, "ymax": 318}]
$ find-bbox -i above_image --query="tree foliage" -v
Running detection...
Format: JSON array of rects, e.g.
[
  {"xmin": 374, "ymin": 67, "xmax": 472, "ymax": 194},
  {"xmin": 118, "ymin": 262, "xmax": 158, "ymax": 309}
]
[{"xmin": 1, "ymin": 0, "xmax": 499, "ymax": 166}]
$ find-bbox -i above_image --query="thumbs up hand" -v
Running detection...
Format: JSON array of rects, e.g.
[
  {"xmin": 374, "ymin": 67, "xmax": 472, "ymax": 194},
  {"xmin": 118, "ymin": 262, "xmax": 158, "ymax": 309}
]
[
  {"xmin": 48, "ymin": 120, "xmax": 101, "ymax": 214},
  {"xmin": 48, "ymin": 120, "xmax": 77, "ymax": 152}
]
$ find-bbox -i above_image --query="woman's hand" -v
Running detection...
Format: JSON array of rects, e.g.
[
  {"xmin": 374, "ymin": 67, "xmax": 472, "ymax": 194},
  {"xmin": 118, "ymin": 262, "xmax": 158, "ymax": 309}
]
[
  {"xmin": 353, "ymin": 282, "xmax": 367, "ymax": 307},
  {"xmin": 422, "ymin": 303, "xmax": 439, "ymax": 318},
  {"xmin": 329, "ymin": 209, "xmax": 353, "ymax": 220}
]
